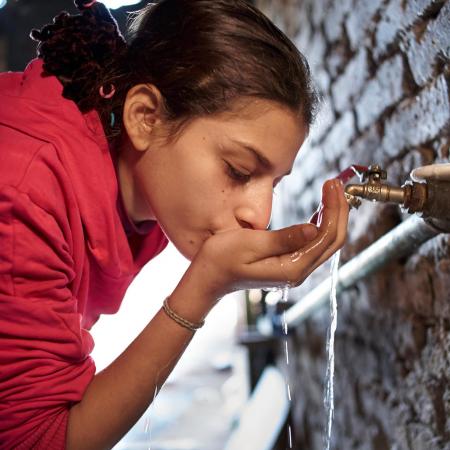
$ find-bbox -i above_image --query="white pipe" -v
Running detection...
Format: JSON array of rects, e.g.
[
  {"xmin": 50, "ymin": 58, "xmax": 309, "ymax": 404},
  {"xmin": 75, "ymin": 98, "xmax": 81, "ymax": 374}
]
[
  {"xmin": 279, "ymin": 215, "xmax": 442, "ymax": 329},
  {"xmin": 410, "ymin": 163, "xmax": 450, "ymax": 182}
]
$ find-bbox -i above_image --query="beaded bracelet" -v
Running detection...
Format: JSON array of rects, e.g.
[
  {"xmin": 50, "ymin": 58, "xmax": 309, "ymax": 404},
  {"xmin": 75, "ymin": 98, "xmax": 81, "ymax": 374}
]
[{"xmin": 162, "ymin": 297, "xmax": 205, "ymax": 331}]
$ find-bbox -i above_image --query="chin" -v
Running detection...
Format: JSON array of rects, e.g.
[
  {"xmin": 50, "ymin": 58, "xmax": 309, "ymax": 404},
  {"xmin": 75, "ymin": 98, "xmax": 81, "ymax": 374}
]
[
  {"xmin": 159, "ymin": 222, "xmax": 209, "ymax": 261},
  {"xmin": 167, "ymin": 234, "xmax": 203, "ymax": 262},
  {"xmin": 178, "ymin": 245, "xmax": 203, "ymax": 262},
  {"xmin": 176, "ymin": 246, "xmax": 196, "ymax": 262}
]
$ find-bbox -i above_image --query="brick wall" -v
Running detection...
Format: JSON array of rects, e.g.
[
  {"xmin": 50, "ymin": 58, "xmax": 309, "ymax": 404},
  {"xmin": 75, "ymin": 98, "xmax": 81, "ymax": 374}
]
[{"xmin": 255, "ymin": 0, "xmax": 450, "ymax": 448}]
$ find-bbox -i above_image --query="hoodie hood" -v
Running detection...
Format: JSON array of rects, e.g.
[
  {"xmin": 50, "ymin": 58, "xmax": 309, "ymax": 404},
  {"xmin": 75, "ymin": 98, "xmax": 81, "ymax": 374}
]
[{"xmin": 0, "ymin": 58, "xmax": 168, "ymax": 280}]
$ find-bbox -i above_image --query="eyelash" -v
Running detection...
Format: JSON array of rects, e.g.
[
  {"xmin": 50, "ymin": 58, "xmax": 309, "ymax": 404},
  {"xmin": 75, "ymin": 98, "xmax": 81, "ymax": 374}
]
[
  {"xmin": 225, "ymin": 161, "xmax": 282, "ymax": 194},
  {"xmin": 226, "ymin": 163, "xmax": 251, "ymax": 183}
]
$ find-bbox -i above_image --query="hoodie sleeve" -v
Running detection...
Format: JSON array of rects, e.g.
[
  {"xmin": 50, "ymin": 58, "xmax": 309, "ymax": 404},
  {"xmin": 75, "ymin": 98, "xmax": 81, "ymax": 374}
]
[{"xmin": 0, "ymin": 185, "xmax": 96, "ymax": 450}]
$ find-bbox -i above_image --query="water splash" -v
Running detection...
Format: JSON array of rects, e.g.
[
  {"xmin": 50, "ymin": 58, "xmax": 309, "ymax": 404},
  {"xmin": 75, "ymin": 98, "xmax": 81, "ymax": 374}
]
[{"xmin": 323, "ymin": 251, "xmax": 341, "ymax": 450}]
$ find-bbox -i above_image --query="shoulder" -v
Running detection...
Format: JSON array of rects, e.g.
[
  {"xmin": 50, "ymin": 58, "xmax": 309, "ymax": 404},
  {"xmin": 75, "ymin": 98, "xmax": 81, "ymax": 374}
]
[{"xmin": 0, "ymin": 131, "xmax": 74, "ymax": 217}]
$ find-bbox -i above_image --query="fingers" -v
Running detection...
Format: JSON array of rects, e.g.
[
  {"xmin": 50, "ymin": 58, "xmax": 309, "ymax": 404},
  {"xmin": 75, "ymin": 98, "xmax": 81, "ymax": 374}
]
[
  {"xmin": 281, "ymin": 179, "xmax": 343, "ymax": 281},
  {"xmin": 248, "ymin": 223, "xmax": 319, "ymax": 260},
  {"xmin": 302, "ymin": 179, "xmax": 348, "ymax": 275},
  {"xmin": 244, "ymin": 178, "xmax": 348, "ymax": 286}
]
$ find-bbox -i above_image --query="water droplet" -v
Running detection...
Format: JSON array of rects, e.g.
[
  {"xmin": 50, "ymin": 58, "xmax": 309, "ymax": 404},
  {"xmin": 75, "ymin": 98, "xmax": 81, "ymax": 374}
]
[
  {"xmin": 288, "ymin": 425, "xmax": 293, "ymax": 448},
  {"xmin": 287, "ymin": 383, "xmax": 291, "ymax": 401},
  {"xmin": 285, "ymin": 340, "xmax": 289, "ymax": 365},
  {"xmin": 290, "ymin": 250, "xmax": 300, "ymax": 262}
]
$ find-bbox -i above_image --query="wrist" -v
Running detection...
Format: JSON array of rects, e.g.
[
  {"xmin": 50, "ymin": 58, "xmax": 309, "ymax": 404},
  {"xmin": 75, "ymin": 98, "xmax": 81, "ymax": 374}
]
[
  {"xmin": 162, "ymin": 297, "xmax": 205, "ymax": 331},
  {"xmin": 168, "ymin": 263, "xmax": 220, "ymax": 324}
]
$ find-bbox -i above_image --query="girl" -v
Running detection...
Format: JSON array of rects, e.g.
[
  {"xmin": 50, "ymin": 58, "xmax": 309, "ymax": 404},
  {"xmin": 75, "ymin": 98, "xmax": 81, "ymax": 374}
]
[{"xmin": 0, "ymin": 0, "xmax": 348, "ymax": 448}]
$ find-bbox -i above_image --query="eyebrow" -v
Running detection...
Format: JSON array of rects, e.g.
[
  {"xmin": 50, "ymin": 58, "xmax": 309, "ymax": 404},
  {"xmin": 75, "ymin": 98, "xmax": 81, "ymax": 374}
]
[{"xmin": 230, "ymin": 139, "xmax": 292, "ymax": 177}]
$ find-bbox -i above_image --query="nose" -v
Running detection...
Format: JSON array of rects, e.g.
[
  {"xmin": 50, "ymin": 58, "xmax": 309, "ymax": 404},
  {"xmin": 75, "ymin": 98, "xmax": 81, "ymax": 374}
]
[{"xmin": 234, "ymin": 184, "xmax": 273, "ymax": 230}]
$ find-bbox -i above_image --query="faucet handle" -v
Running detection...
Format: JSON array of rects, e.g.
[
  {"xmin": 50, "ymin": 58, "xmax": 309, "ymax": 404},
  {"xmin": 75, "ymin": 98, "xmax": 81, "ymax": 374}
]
[{"xmin": 363, "ymin": 164, "xmax": 387, "ymax": 182}]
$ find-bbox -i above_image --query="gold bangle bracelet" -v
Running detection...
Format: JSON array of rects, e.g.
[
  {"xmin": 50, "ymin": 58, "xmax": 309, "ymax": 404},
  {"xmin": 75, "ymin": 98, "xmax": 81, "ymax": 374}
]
[{"xmin": 162, "ymin": 297, "xmax": 205, "ymax": 331}]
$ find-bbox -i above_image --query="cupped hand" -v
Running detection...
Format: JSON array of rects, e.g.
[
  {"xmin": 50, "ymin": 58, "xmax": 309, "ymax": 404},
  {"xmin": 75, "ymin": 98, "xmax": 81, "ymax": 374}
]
[{"xmin": 192, "ymin": 178, "xmax": 349, "ymax": 300}]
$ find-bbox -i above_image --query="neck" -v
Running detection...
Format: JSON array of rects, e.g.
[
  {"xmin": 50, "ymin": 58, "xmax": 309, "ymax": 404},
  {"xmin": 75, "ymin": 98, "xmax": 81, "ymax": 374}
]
[{"xmin": 115, "ymin": 138, "xmax": 155, "ymax": 223}]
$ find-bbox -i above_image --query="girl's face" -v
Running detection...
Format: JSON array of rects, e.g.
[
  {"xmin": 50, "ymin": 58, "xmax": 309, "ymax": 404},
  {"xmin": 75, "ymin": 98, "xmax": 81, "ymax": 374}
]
[{"xmin": 121, "ymin": 97, "xmax": 307, "ymax": 261}]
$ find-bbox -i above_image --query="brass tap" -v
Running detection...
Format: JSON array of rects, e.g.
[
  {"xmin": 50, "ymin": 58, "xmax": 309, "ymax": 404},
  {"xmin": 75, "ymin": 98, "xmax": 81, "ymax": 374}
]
[{"xmin": 344, "ymin": 164, "xmax": 428, "ymax": 213}]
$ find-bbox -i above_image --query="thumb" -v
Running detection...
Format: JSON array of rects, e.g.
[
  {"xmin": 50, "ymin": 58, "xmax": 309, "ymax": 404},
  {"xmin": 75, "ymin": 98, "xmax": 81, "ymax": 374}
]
[{"xmin": 252, "ymin": 223, "xmax": 319, "ymax": 261}]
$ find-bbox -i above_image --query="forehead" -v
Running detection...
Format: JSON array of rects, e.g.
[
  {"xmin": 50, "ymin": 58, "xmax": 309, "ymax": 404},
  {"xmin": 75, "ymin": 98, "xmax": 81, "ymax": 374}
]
[
  {"xmin": 166, "ymin": 97, "xmax": 306, "ymax": 144},
  {"xmin": 213, "ymin": 98, "xmax": 307, "ymax": 157},
  {"xmin": 222, "ymin": 97, "xmax": 302, "ymax": 122}
]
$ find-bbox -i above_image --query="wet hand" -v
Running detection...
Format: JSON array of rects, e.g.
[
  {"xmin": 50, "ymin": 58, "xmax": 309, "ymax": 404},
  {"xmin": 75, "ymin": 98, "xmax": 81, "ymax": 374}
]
[{"xmin": 192, "ymin": 179, "xmax": 349, "ymax": 299}]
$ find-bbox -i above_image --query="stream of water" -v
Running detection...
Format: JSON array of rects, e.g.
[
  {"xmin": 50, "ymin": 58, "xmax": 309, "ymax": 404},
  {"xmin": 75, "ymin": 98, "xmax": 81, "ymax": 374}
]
[
  {"xmin": 140, "ymin": 251, "xmax": 340, "ymax": 450},
  {"xmin": 281, "ymin": 285, "xmax": 293, "ymax": 449},
  {"xmin": 323, "ymin": 250, "xmax": 341, "ymax": 450},
  {"xmin": 144, "ymin": 384, "xmax": 159, "ymax": 449}
]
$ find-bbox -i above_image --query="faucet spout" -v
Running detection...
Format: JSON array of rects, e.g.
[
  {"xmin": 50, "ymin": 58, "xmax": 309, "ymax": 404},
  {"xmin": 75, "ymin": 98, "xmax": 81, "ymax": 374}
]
[
  {"xmin": 344, "ymin": 182, "xmax": 406, "ymax": 204},
  {"xmin": 343, "ymin": 164, "xmax": 408, "ymax": 206},
  {"xmin": 342, "ymin": 164, "xmax": 429, "ymax": 213},
  {"xmin": 341, "ymin": 163, "xmax": 450, "ymax": 229}
]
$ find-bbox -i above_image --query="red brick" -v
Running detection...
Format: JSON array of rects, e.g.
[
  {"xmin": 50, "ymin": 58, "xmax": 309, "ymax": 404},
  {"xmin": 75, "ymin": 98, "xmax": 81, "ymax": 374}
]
[
  {"xmin": 406, "ymin": 1, "xmax": 450, "ymax": 86},
  {"xmin": 332, "ymin": 48, "xmax": 369, "ymax": 113},
  {"xmin": 303, "ymin": 32, "xmax": 327, "ymax": 73},
  {"xmin": 375, "ymin": 0, "xmax": 445, "ymax": 59},
  {"xmin": 314, "ymin": 67, "xmax": 331, "ymax": 94},
  {"xmin": 382, "ymin": 74, "xmax": 450, "ymax": 156},
  {"xmin": 404, "ymin": 255, "xmax": 435, "ymax": 316},
  {"xmin": 345, "ymin": 0, "xmax": 385, "ymax": 51},
  {"xmin": 375, "ymin": 0, "xmax": 405, "ymax": 58},
  {"xmin": 356, "ymin": 54, "xmax": 405, "ymax": 130},
  {"xmin": 323, "ymin": 0, "xmax": 353, "ymax": 43},
  {"xmin": 339, "ymin": 123, "xmax": 382, "ymax": 170},
  {"xmin": 293, "ymin": 7, "xmax": 312, "ymax": 52},
  {"xmin": 325, "ymin": 40, "xmax": 352, "ymax": 79},
  {"xmin": 311, "ymin": 0, "xmax": 331, "ymax": 27},
  {"xmin": 295, "ymin": 143, "xmax": 326, "ymax": 186},
  {"xmin": 310, "ymin": 97, "xmax": 335, "ymax": 144},
  {"xmin": 321, "ymin": 111, "xmax": 355, "ymax": 161},
  {"xmin": 433, "ymin": 255, "xmax": 450, "ymax": 318}
]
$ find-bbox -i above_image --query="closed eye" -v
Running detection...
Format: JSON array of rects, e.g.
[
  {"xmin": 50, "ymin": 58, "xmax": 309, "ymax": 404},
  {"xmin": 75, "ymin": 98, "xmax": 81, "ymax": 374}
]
[{"xmin": 226, "ymin": 162, "xmax": 251, "ymax": 183}]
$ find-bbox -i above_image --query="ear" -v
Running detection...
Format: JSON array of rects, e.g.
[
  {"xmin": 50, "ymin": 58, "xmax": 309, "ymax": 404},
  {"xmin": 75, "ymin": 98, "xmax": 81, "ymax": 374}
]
[{"xmin": 122, "ymin": 83, "xmax": 166, "ymax": 152}]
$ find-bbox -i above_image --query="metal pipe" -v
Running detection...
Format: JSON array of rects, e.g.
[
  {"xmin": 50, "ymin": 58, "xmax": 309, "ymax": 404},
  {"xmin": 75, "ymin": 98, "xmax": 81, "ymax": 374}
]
[{"xmin": 279, "ymin": 215, "xmax": 443, "ymax": 329}]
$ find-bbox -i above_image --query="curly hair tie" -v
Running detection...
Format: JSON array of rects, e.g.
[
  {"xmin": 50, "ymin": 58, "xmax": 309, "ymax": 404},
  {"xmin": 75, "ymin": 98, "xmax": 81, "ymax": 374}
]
[{"xmin": 99, "ymin": 84, "xmax": 116, "ymax": 99}]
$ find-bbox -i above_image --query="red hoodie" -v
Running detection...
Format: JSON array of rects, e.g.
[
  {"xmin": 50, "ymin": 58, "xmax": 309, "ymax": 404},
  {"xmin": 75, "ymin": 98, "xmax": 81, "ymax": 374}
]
[{"xmin": 0, "ymin": 59, "xmax": 168, "ymax": 449}]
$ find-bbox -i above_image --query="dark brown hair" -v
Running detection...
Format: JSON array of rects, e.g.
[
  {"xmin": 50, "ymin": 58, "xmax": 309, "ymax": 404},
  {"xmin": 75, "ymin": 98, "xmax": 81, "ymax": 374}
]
[{"xmin": 31, "ymin": 0, "xmax": 318, "ymax": 143}]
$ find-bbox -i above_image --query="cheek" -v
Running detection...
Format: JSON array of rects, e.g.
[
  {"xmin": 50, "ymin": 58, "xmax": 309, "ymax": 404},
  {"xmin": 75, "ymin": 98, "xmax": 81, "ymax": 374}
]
[{"xmin": 173, "ymin": 172, "xmax": 218, "ymax": 222}]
